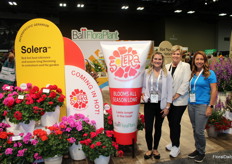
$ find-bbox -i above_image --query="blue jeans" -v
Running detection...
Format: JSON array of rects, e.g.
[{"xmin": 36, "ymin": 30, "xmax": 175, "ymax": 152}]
[{"xmin": 188, "ymin": 104, "xmax": 209, "ymax": 155}]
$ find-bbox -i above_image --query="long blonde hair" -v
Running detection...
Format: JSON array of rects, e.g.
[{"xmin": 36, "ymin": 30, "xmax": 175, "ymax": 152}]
[{"xmin": 147, "ymin": 52, "xmax": 167, "ymax": 76}]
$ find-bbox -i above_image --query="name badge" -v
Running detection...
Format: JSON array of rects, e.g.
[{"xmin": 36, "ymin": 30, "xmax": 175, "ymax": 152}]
[
  {"xmin": 150, "ymin": 93, "xmax": 158, "ymax": 103},
  {"xmin": 190, "ymin": 93, "xmax": 196, "ymax": 102}
]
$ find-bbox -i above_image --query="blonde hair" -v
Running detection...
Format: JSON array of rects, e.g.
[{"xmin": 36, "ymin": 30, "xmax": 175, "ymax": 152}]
[
  {"xmin": 147, "ymin": 52, "xmax": 167, "ymax": 76},
  {"xmin": 171, "ymin": 45, "xmax": 183, "ymax": 55}
]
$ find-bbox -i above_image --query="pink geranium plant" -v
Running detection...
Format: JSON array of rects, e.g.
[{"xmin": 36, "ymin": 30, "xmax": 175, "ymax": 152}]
[
  {"xmin": 0, "ymin": 132, "xmax": 42, "ymax": 164},
  {"xmin": 59, "ymin": 114, "xmax": 96, "ymax": 145}
]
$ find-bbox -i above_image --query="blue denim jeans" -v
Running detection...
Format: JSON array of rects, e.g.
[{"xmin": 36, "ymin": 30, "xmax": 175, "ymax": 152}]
[{"xmin": 188, "ymin": 104, "xmax": 209, "ymax": 154}]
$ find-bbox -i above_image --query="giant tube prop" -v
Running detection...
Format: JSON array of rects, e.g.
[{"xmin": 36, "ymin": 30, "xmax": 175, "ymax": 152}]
[{"xmin": 100, "ymin": 41, "xmax": 152, "ymax": 145}]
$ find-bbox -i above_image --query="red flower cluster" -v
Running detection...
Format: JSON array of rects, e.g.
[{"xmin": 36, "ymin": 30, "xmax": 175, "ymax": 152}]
[
  {"xmin": 80, "ymin": 138, "xmax": 92, "ymax": 145},
  {"xmin": 139, "ymin": 112, "xmax": 145, "ymax": 123},
  {"xmin": 0, "ymin": 132, "xmax": 13, "ymax": 139},
  {"xmin": 14, "ymin": 111, "xmax": 22, "ymax": 120},
  {"xmin": 33, "ymin": 129, "xmax": 48, "ymax": 141},
  {"xmin": 213, "ymin": 117, "xmax": 232, "ymax": 131},
  {"xmin": 2, "ymin": 83, "xmax": 66, "ymax": 124},
  {"xmin": 206, "ymin": 115, "xmax": 232, "ymax": 131},
  {"xmin": 33, "ymin": 106, "xmax": 45, "ymax": 116},
  {"xmin": 47, "ymin": 126, "xmax": 63, "ymax": 135}
]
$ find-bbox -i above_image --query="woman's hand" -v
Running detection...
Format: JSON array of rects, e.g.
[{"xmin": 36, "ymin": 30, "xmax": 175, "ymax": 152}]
[
  {"xmin": 160, "ymin": 108, "xmax": 169, "ymax": 117},
  {"xmin": 205, "ymin": 106, "xmax": 213, "ymax": 117},
  {"xmin": 172, "ymin": 93, "xmax": 180, "ymax": 101},
  {"xmin": 141, "ymin": 94, "xmax": 145, "ymax": 102}
]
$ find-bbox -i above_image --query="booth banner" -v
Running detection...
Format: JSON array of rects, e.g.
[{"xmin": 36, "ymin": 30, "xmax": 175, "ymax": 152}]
[
  {"xmin": 100, "ymin": 41, "xmax": 152, "ymax": 145},
  {"xmin": 159, "ymin": 41, "xmax": 172, "ymax": 64},
  {"xmin": 15, "ymin": 18, "xmax": 66, "ymax": 117},
  {"xmin": 64, "ymin": 37, "xmax": 85, "ymax": 70},
  {"xmin": 65, "ymin": 66, "xmax": 103, "ymax": 129}
]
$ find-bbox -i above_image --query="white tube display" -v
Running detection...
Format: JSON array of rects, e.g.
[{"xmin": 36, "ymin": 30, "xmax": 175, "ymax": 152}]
[{"xmin": 100, "ymin": 41, "xmax": 152, "ymax": 145}]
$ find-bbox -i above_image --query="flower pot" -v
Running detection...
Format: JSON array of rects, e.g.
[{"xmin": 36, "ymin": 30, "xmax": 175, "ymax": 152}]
[
  {"xmin": 5, "ymin": 117, "xmax": 20, "ymax": 135},
  {"xmin": 206, "ymin": 126, "xmax": 218, "ymax": 138},
  {"xmin": 41, "ymin": 106, "xmax": 60, "ymax": 127},
  {"xmin": 94, "ymin": 155, "xmax": 110, "ymax": 164},
  {"xmin": 224, "ymin": 110, "xmax": 232, "ymax": 121},
  {"xmin": 69, "ymin": 142, "xmax": 86, "ymax": 160},
  {"xmin": 44, "ymin": 155, "xmax": 63, "ymax": 164},
  {"xmin": 19, "ymin": 120, "xmax": 35, "ymax": 134},
  {"xmin": 223, "ymin": 128, "xmax": 232, "ymax": 134},
  {"xmin": 218, "ymin": 92, "xmax": 227, "ymax": 103}
]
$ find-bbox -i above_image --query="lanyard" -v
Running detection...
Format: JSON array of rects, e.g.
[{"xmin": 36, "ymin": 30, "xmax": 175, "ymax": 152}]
[
  {"xmin": 150, "ymin": 70, "xmax": 161, "ymax": 92},
  {"xmin": 189, "ymin": 69, "xmax": 203, "ymax": 92}
]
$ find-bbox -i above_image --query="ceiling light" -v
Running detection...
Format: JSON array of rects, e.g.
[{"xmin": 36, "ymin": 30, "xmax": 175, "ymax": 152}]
[
  {"xmin": 205, "ymin": 2, "xmax": 207, "ymax": 5},
  {"xmin": 8, "ymin": 1, "xmax": 17, "ymax": 6},
  {"xmin": 187, "ymin": 11, "xmax": 195, "ymax": 14},
  {"xmin": 174, "ymin": 10, "xmax": 182, "ymax": 13},
  {"xmin": 230, "ymin": 14, "xmax": 232, "ymax": 17},
  {"xmin": 59, "ymin": 3, "xmax": 67, "ymax": 7},
  {"xmin": 219, "ymin": 13, "xmax": 227, "ymax": 16},
  {"xmin": 137, "ymin": 7, "xmax": 144, "ymax": 10},
  {"xmin": 77, "ymin": 4, "xmax": 84, "ymax": 8},
  {"xmin": 121, "ymin": 6, "xmax": 129, "ymax": 10}
]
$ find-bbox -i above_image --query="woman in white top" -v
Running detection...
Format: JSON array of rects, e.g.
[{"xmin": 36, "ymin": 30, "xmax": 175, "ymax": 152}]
[
  {"xmin": 142, "ymin": 52, "xmax": 172, "ymax": 159},
  {"xmin": 165, "ymin": 45, "xmax": 191, "ymax": 157}
]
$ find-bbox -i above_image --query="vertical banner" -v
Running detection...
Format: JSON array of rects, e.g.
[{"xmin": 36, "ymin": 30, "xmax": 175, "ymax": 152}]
[
  {"xmin": 64, "ymin": 38, "xmax": 103, "ymax": 129},
  {"xmin": 101, "ymin": 41, "xmax": 152, "ymax": 145},
  {"xmin": 64, "ymin": 37, "xmax": 85, "ymax": 70},
  {"xmin": 15, "ymin": 18, "xmax": 66, "ymax": 117},
  {"xmin": 65, "ymin": 66, "xmax": 104, "ymax": 129}
]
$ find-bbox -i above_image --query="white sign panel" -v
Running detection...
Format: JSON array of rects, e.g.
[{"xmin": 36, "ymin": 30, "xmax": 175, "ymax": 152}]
[{"xmin": 65, "ymin": 65, "xmax": 104, "ymax": 129}]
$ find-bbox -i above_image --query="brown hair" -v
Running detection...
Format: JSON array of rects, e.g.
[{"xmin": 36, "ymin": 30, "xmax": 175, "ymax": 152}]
[
  {"xmin": 191, "ymin": 51, "xmax": 210, "ymax": 78},
  {"xmin": 148, "ymin": 52, "xmax": 167, "ymax": 76}
]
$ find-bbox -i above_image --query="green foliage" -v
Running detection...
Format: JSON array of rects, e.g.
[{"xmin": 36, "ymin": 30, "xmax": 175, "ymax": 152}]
[
  {"xmin": 92, "ymin": 60, "xmax": 104, "ymax": 72},
  {"xmin": 33, "ymin": 128, "xmax": 69, "ymax": 159}
]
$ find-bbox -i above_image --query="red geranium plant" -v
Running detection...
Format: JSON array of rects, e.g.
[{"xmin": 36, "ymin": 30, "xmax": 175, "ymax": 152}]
[
  {"xmin": 35, "ymin": 84, "xmax": 65, "ymax": 112},
  {"xmin": 80, "ymin": 128, "xmax": 123, "ymax": 161},
  {"xmin": 2, "ymin": 83, "xmax": 65, "ymax": 124},
  {"xmin": 33, "ymin": 126, "xmax": 69, "ymax": 159},
  {"xmin": 205, "ymin": 110, "xmax": 232, "ymax": 131},
  {"xmin": 2, "ymin": 84, "xmax": 45, "ymax": 124}
]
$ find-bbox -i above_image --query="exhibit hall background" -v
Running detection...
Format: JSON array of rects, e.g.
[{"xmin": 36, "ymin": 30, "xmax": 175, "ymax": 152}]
[{"xmin": 0, "ymin": 13, "xmax": 232, "ymax": 52}]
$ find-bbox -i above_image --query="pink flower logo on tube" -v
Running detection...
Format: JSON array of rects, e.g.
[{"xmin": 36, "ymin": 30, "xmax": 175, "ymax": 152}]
[
  {"xmin": 109, "ymin": 47, "xmax": 141, "ymax": 80},
  {"xmin": 70, "ymin": 89, "xmax": 88, "ymax": 110},
  {"xmin": 101, "ymin": 41, "xmax": 152, "ymax": 145}
]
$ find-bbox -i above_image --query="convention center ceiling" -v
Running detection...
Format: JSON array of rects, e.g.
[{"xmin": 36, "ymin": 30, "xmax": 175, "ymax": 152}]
[{"xmin": 0, "ymin": 0, "xmax": 231, "ymax": 19}]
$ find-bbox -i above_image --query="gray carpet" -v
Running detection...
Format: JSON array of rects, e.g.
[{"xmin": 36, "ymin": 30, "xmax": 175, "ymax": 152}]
[{"xmin": 155, "ymin": 150, "xmax": 232, "ymax": 164}]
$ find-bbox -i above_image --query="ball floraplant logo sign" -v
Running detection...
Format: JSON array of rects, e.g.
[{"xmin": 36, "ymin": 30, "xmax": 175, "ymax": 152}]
[
  {"xmin": 70, "ymin": 89, "xmax": 89, "ymax": 111},
  {"xmin": 109, "ymin": 46, "xmax": 141, "ymax": 81}
]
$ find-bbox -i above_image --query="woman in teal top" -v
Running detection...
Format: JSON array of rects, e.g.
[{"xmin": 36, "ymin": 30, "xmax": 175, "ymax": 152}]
[{"xmin": 188, "ymin": 51, "xmax": 217, "ymax": 163}]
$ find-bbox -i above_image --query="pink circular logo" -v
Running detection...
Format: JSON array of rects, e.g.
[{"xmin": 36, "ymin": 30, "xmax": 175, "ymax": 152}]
[
  {"xmin": 109, "ymin": 47, "xmax": 141, "ymax": 79},
  {"xmin": 70, "ymin": 89, "xmax": 88, "ymax": 110}
]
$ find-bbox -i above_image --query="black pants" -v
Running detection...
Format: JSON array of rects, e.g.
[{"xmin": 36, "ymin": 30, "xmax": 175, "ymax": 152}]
[
  {"xmin": 144, "ymin": 101, "xmax": 164, "ymax": 150},
  {"xmin": 167, "ymin": 104, "xmax": 187, "ymax": 147}
]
